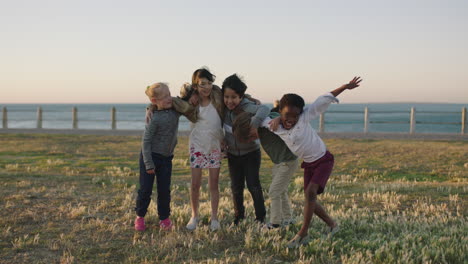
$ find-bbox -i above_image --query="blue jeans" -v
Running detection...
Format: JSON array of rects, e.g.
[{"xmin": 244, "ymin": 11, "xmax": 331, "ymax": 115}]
[{"xmin": 135, "ymin": 152, "xmax": 173, "ymax": 220}]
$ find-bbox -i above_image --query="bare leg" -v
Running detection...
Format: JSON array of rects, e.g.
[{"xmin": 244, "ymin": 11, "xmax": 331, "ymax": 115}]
[
  {"xmin": 190, "ymin": 168, "xmax": 203, "ymax": 218},
  {"xmin": 314, "ymin": 201, "xmax": 337, "ymax": 228},
  {"xmin": 297, "ymin": 183, "xmax": 319, "ymax": 237},
  {"xmin": 208, "ymin": 167, "xmax": 220, "ymax": 220}
]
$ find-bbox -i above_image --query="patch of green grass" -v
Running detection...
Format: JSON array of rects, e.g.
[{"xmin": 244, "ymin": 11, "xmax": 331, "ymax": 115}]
[{"xmin": 0, "ymin": 134, "xmax": 466, "ymax": 263}]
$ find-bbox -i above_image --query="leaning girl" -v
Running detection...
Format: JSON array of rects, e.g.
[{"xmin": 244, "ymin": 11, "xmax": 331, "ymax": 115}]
[{"xmin": 267, "ymin": 77, "xmax": 362, "ymax": 247}]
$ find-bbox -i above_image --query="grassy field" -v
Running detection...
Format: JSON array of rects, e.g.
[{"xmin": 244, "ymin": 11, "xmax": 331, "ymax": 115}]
[{"xmin": 0, "ymin": 133, "xmax": 467, "ymax": 263}]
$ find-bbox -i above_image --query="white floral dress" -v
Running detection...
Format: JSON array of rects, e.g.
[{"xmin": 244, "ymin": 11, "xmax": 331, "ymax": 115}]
[{"xmin": 189, "ymin": 102, "xmax": 223, "ymax": 168}]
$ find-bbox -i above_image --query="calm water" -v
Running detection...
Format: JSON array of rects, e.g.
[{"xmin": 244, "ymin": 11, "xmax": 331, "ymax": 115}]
[{"xmin": 1, "ymin": 103, "xmax": 466, "ymax": 134}]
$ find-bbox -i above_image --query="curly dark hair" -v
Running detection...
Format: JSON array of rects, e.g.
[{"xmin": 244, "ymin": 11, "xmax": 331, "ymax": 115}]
[
  {"xmin": 221, "ymin": 74, "xmax": 247, "ymax": 97},
  {"xmin": 279, "ymin": 93, "xmax": 305, "ymax": 113}
]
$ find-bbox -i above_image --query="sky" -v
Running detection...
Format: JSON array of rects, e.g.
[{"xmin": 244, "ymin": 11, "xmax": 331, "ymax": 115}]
[{"xmin": 1, "ymin": 0, "xmax": 467, "ymax": 104}]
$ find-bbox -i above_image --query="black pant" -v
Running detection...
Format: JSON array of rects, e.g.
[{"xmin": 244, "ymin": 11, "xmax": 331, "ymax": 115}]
[
  {"xmin": 228, "ymin": 149, "xmax": 266, "ymax": 222},
  {"xmin": 135, "ymin": 152, "xmax": 173, "ymax": 220}
]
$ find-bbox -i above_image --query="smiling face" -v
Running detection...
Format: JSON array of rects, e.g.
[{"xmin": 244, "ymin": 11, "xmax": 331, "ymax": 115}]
[
  {"xmin": 223, "ymin": 88, "xmax": 242, "ymax": 110},
  {"xmin": 195, "ymin": 77, "xmax": 213, "ymax": 98},
  {"xmin": 280, "ymin": 105, "xmax": 302, "ymax": 130}
]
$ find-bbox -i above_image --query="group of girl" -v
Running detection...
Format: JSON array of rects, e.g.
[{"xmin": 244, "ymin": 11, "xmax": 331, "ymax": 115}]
[
  {"xmin": 135, "ymin": 67, "xmax": 362, "ymax": 248},
  {"xmin": 184, "ymin": 68, "xmax": 269, "ymax": 231}
]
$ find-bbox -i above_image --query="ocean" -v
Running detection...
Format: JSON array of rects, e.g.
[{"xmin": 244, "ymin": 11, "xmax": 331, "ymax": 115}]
[{"xmin": 1, "ymin": 103, "xmax": 466, "ymax": 134}]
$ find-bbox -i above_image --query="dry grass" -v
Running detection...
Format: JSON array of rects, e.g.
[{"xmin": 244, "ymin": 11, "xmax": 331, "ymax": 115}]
[{"xmin": 0, "ymin": 134, "xmax": 466, "ymax": 263}]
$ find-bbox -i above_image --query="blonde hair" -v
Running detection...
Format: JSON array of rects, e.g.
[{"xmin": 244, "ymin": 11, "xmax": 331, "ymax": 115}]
[
  {"xmin": 273, "ymin": 99, "xmax": 280, "ymax": 108},
  {"xmin": 145, "ymin": 82, "xmax": 169, "ymax": 99},
  {"xmin": 179, "ymin": 82, "xmax": 192, "ymax": 100}
]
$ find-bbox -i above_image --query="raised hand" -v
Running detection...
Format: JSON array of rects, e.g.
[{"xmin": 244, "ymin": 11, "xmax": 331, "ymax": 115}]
[
  {"xmin": 344, "ymin": 76, "xmax": 362, "ymax": 90},
  {"xmin": 331, "ymin": 76, "xmax": 363, "ymax": 97}
]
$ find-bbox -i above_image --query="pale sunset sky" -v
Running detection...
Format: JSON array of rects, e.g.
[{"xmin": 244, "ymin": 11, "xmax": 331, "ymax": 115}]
[{"xmin": 1, "ymin": 0, "xmax": 467, "ymax": 104}]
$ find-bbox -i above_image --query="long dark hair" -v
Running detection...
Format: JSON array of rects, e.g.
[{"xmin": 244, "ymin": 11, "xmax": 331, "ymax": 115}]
[{"xmin": 192, "ymin": 67, "xmax": 216, "ymax": 87}]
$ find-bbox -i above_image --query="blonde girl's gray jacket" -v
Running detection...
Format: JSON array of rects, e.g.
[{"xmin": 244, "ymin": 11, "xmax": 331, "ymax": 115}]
[
  {"xmin": 223, "ymin": 99, "xmax": 270, "ymax": 156},
  {"xmin": 142, "ymin": 97, "xmax": 199, "ymax": 170}
]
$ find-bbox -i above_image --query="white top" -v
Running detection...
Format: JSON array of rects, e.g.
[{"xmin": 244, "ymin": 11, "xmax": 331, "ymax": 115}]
[
  {"xmin": 190, "ymin": 102, "xmax": 223, "ymax": 154},
  {"xmin": 261, "ymin": 92, "xmax": 339, "ymax": 163}
]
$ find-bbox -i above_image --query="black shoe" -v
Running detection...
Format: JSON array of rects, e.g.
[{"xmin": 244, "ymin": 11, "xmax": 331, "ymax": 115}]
[
  {"xmin": 262, "ymin": 223, "xmax": 280, "ymax": 230},
  {"xmin": 282, "ymin": 219, "xmax": 296, "ymax": 227}
]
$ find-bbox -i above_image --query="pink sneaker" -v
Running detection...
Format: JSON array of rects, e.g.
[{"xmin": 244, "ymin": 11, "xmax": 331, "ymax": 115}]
[
  {"xmin": 134, "ymin": 216, "xmax": 146, "ymax": 231},
  {"xmin": 159, "ymin": 218, "xmax": 173, "ymax": 231}
]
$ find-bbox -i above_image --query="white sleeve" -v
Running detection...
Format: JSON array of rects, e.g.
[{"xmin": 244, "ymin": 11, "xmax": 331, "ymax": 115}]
[
  {"xmin": 304, "ymin": 92, "xmax": 339, "ymax": 121},
  {"xmin": 261, "ymin": 116, "xmax": 288, "ymax": 136},
  {"xmin": 260, "ymin": 117, "xmax": 272, "ymax": 128}
]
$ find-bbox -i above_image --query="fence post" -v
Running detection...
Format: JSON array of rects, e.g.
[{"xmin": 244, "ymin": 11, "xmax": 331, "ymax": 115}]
[
  {"xmin": 72, "ymin": 107, "xmax": 78, "ymax": 129},
  {"xmin": 111, "ymin": 107, "xmax": 116, "ymax": 130},
  {"xmin": 410, "ymin": 107, "xmax": 415, "ymax": 134},
  {"xmin": 364, "ymin": 107, "xmax": 369, "ymax": 133},
  {"xmin": 36, "ymin": 106, "xmax": 42, "ymax": 129},
  {"xmin": 462, "ymin": 107, "xmax": 466, "ymax": 134},
  {"xmin": 319, "ymin": 113, "xmax": 325, "ymax": 133},
  {"xmin": 2, "ymin": 107, "xmax": 7, "ymax": 129}
]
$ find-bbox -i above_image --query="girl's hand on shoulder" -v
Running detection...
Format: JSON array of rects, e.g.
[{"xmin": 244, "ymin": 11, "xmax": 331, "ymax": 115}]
[
  {"xmin": 146, "ymin": 169, "xmax": 155, "ymax": 174},
  {"xmin": 220, "ymin": 140, "xmax": 228, "ymax": 151},
  {"xmin": 145, "ymin": 107, "xmax": 154, "ymax": 125},
  {"xmin": 220, "ymin": 140, "xmax": 228, "ymax": 158},
  {"xmin": 189, "ymin": 93, "xmax": 199, "ymax": 106},
  {"xmin": 269, "ymin": 117, "xmax": 281, "ymax": 131}
]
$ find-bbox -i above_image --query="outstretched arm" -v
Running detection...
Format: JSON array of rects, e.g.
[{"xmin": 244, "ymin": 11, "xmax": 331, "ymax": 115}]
[
  {"xmin": 304, "ymin": 77, "xmax": 362, "ymax": 121},
  {"xmin": 330, "ymin": 76, "xmax": 362, "ymax": 97}
]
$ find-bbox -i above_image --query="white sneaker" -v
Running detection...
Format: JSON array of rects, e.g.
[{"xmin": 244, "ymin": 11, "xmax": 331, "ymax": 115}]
[
  {"xmin": 210, "ymin": 219, "xmax": 220, "ymax": 231},
  {"xmin": 329, "ymin": 225, "xmax": 340, "ymax": 236},
  {"xmin": 186, "ymin": 217, "xmax": 198, "ymax": 231},
  {"xmin": 286, "ymin": 234, "xmax": 310, "ymax": 248}
]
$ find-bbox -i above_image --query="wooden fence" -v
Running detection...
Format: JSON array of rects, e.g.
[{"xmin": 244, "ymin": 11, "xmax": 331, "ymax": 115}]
[{"xmin": 1, "ymin": 106, "xmax": 467, "ymax": 134}]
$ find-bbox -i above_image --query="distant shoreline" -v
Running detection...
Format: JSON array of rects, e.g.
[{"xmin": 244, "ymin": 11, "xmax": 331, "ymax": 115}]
[{"xmin": 1, "ymin": 128, "xmax": 466, "ymax": 141}]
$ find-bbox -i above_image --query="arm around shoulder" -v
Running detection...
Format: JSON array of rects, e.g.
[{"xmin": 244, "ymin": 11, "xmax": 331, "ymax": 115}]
[
  {"xmin": 249, "ymin": 103, "xmax": 270, "ymax": 129},
  {"xmin": 305, "ymin": 76, "xmax": 362, "ymax": 120},
  {"xmin": 172, "ymin": 97, "xmax": 198, "ymax": 123}
]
